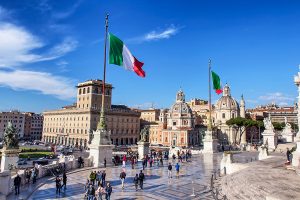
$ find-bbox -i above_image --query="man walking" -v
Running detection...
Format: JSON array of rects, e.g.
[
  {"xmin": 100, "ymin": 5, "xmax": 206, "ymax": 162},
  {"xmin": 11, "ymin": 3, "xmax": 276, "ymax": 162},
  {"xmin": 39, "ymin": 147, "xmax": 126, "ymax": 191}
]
[
  {"xmin": 62, "ymin": 172, "xmax": 67, "ymax": 190},
  {"xmin": 175, "ymin": 163, "xmax": 180, "ymax": 178},
  {"xmin": 14, "ymin": 174, "xmax": 21, "ymax": 195},
  {"xmin": 55, "ymin": 176, "xmax": 61, "ymax": 195},
  {"xmin": 138, "ymin": 170, "xmax": 145, "ymax": 190},
  {"xmin": 104, "ymin": 157, "xmax": 107, "ymax": 168},
  {"xmin": 133, "ymin": 174, "xmax": 139, "ymax": 191},
  {"xmin": 101, "ymin": 170, "xmax": 106, "ymax": 186},
  {"xmin": 287, "ymin": 148, "xmax": 292, "ymax": 163},
  {"xmin": 105, "ymin": 182, "xmax": 112, "ymax": 200},
  {"xmin": 168, "ymin": 163, "xmax": 172, "ymax": 178},
  {"xmin": 120, "ymin": 170, "xmax": 126, "ymax": 190}
]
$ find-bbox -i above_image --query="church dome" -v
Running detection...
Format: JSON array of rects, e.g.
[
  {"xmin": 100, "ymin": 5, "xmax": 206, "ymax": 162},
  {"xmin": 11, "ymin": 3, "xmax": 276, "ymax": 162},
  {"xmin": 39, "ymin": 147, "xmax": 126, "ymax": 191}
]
[
  {"xmin": 215, "ymin": 84, "xmax": 239, "ymax": 111},
  {"xmin": 170, "ymin": 89, "xmax": 192, "ymax": 116}
]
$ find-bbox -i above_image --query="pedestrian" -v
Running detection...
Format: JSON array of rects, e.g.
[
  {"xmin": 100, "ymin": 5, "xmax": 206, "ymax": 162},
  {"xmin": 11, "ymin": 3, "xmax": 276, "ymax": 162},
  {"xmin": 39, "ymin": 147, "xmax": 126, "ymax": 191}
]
[
  {"xmin": 96, "ymin": 171, "xmax": 102, "ymax": 186},
  {"xmin": 133, "ymin": 174, "xmax": 139, "ymax": 191},
  {"xmin": 55, "ymin": 176, "xmax": 61, "ymax": 195},
  {"xmin": 96, "ymin": 183, "xmax": 105, "ymax": 200},
  {"xmin": 14, "ymin": 174, "xmax": 21, "ymax": 195},
  {"xmin": 122, "ymin": 155, "xmax": 126, "ymax": 168},
  {"xmin": 142, "ymin": 159, "xmax": 146, "ymax": 170},
  {"xmin": 138, "ymin": 170, "xmax": 145, "ymax": 190},
  {"xmin": 90, "ymin": 171, "xmax": 96, "ymax": 185},
  {"xmin": 84, "ymin": 179, "xmax": 90, "ymax": 192},
  {"xmin": 131, "ymin": 157, "xmax": 135, "ymax": 169},
  {"xmin": 287, "ymin": 148, "xmax": 292, "ymax": 163},
  {"xmin": 25, "ymin": 168, "xmax": 31, "ymax": 184},
  {"xmin": 172, "ymin": 154, "xmax": 176, "ymax": 160},
  {"xmin": 175, "ymin": 163, "xmax": 180, "ymax": 178},
  {"xmin": 32, "ymin": 168, "xmax": 37, "ymax": 184},
  {"xmin": 101, "ymin": 170, "xmax": 106, "ymax": 186},
  {"xmin": 104, "ymin": 157, "xmax": 107, "ymax": 168},
  {"xmin": 62, "ymin": 172, "xmax": 67, "ymax": 190},
  {"xmin": 168, "ymin": 163, "xmax": 172, "ymax": 178},
  {"xmin": 86, "ymin": 184, "xmax": 95, "ymax": 200},
  {"xmin": 119, "ymin": 170, "xmax": 126, "ymax": 190},
  {"xmin": 105, "ymin": 182, "xmax": 112, "ymax": 200}
]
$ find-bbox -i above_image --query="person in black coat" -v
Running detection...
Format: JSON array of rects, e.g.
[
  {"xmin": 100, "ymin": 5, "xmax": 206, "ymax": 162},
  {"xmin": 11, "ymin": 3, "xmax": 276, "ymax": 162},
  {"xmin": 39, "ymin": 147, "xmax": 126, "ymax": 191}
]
[
  {"xmin": 14, "ymin": 174, "xmax": 21, "ymax": 195},
  {"xmin": 138, "ymin": 170, "xmax": 145, "ymax": 190},
  {"xmin": 55, "ymin": 176, "xmax": 61, "ymax": 195},
  {"xmin": 105, "ymin": 182, "xmax": 112, "ymax": 200},
  {"xmin": 62, "ymin": 172, "xmax": 67, "ymax": 190},
  {"xmin": 133, "ymin": 174, "xmax": 139, "ymax": 191}
]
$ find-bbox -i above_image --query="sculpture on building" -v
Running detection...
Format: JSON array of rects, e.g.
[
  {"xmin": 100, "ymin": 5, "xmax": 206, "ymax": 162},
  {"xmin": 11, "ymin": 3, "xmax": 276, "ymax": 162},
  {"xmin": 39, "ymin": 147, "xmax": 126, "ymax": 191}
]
[
  {"xmin": 139, "ymin": 126, "xmax": 149, "ymax": 142},
  {"xmin": 3, "ymin": 122, "xmax": 19, "ymax": 149}
]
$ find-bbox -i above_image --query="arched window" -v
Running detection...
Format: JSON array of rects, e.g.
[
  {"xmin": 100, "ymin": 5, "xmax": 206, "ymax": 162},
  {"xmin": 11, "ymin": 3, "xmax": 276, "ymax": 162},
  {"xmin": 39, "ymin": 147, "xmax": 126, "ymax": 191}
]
[
  {"xmin": 83, "ymin": 88, "xmax": 86, "ymax": 94},
  {"xmin": 232, "ymin": 113, "xmax": 235, "ymax": 118},
  {"xmin": 79, "ymin": 88, "xmax": 82, "ymax": 95},
  {"xmin": 87, "ymin": 87, "xmax": 90, "ymax": 93},
  {"xmin": 222, "ymin": 113, "xmax": 225, "ymax": 119}
]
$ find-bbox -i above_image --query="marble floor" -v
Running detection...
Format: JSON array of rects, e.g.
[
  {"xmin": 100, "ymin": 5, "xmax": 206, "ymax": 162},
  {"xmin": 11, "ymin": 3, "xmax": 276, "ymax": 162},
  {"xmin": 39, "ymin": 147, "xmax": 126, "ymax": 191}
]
[{"xmin": 28, "ymin": 153, "xmax": 223, "ymax": 200}]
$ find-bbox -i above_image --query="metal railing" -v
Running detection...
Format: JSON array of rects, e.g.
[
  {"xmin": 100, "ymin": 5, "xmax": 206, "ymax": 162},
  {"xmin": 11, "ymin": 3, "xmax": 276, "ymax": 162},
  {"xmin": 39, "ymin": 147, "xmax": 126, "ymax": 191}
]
[{"xmin": 210, "ymin": 167, "xmax": 228, "ymax": 200}]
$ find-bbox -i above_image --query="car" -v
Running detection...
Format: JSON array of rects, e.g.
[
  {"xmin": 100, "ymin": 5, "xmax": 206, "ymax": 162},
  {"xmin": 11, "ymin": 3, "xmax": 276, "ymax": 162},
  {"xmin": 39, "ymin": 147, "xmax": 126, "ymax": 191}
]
[{"xmin": 16, "ymin": 160, "xmax": 27, "ymax": 165}]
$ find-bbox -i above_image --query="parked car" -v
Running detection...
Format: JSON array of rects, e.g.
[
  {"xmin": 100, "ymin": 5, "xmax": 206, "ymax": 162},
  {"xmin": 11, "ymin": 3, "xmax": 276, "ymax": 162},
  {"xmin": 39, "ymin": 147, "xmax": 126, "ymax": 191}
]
[{"xmin": 16, "ymin": 160, "xmax": 27, "ymax": 165}]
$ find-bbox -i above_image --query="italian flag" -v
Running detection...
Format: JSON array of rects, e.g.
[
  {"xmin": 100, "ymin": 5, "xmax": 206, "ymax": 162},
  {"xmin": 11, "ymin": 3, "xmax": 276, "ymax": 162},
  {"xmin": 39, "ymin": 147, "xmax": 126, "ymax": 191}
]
[
  {"xmin": 211, "ymin": 71, "xmax": 223, "ymax": 95},
  {"xmin": 109, "ymin": 33, "xmax": 145, "ymax": 77}
]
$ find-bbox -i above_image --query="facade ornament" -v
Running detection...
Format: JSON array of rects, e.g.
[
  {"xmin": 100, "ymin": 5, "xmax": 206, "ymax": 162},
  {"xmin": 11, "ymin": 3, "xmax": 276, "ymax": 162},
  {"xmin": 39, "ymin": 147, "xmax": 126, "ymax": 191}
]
[{"xmin": 139, "ymin": 126, "xmax": 149, "ymax": 142}]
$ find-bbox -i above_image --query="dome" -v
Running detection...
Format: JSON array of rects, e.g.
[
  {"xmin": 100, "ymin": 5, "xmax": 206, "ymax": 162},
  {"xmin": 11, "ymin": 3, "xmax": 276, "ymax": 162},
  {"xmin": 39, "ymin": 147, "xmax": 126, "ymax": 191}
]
[
  {"xmin": 170, "ymin": 89, "xmax": 192, "ymax": 115},
  {"xmin": 215, "ymin": 84, "xmax": 239, "ymax": 111}
]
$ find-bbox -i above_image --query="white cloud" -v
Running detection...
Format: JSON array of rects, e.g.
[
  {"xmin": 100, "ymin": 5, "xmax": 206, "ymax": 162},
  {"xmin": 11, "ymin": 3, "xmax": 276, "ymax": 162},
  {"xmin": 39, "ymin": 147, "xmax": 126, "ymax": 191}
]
[
  {"xmin": 131, "ymin": 102, "xmax": 156, "ymax": 109},
  {"xmin": 258, "ymin": 92, "xmax": 294, "ymax": 106},
  {"xmin": 0, "ymin": 69, "xmax": 76, "ymax": 100},
  {"xmin": 246, "ymin": 99, "xmax": 258, "ymax": 104},
  {"xmin": 56, "ymin": 60, "xmax": 69, "ymax": 72},
  {"xmin": 0, "ymin": 22, "xmax": 77, "ymax": 67},
  {"xmin": 144, "ymin": 25, "xmax": 180, "ymax": 41}
]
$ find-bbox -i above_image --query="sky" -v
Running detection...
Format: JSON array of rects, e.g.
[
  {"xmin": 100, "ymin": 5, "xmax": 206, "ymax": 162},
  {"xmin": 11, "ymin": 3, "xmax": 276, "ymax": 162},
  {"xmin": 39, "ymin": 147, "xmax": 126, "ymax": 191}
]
[{"xmin": 0, "ymin": 0, "xmax": 299, "ymax": 113}]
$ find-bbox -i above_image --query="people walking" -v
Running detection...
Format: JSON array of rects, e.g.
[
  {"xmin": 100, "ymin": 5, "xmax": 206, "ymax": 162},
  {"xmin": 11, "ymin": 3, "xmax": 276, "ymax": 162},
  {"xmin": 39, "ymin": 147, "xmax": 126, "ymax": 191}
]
[
  {"xmin": 175, "ymin": 163, "xmax": 180, "ymax": 178},
  {"xmin": 120, "ymin": 170, "xmax": 126, "ymax": 190},
  {"xmin": 32, "ymin": 168, "xmax": 37, "ymax": 184},
  {"xmin": 142, "ymin": 159, "xmax": 146, "ymax": 170},
  {"xmin": 287, "ymin": 148, "xmax": 292, "ymax": 163},
  {"xmin": 133, "ymin": 174, "xmax": 139, "ymax": 191},
  {"xmin": 55, "ymin": 176, "xmax": 61, "ymax": 195},
  {"xmin": 96, "ymin": 184, "xmax": 105, "ymax": 200},
  {"xmin": 96, "ymin": 171, "xmax": 102, "ymax": 186},
  {"xmin": 62, "ymin": 172, "xmax": 67, "ymax": 190},
  {"xmin": 90, "ymin": 171, "xmax": 96, "ymax": 185},
  {"xmin": 14, "ymin": 174, "xmax": 21, "ymax": 195},
  {"xmin": 25, "ymin": 168, "xmax": 31, "ymax": 184},
  {"xmin": 138, "ymin": 170, "xmax": 145, "ymax": 190},
  {"xmin": 101, "ymin": 170, "xmax": 106, "ymax": 186},
  {"xmin": 105, "ymin": 182, "xmax": 112, "ymax": 200},
  {"xmin": 86, "ymin": 184, "xmax": 95, "ymax": 200},
  {"xmin": 131, "ymin": 158, "xmax": 135, "ymax": 169},
  {"xmin": 168, "ymin": 163, "xmax": 172, "ymax": 178},
  {"xmin": 122, "ymin": 155, "xmax": 127, "ymax": 167},
  {"xmin": 104, "ymin": 157, "xmax": 107, "ymax": 168}
]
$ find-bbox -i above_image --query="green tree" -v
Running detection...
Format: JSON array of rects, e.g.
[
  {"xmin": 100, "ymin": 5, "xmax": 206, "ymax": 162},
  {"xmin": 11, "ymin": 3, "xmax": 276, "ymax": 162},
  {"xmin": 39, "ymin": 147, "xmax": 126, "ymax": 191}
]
[{"xmin": 272, "ymin": 122, "xmax": 285, "ymax": 131}]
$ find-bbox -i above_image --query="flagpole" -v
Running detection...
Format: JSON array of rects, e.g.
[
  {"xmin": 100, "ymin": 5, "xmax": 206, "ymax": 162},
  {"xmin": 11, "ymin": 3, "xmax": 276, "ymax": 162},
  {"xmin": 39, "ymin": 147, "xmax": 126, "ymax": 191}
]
[
  {"xmin": 208, "ymin": 59, "xmax": 212, "ymax": 131},
  {"xmin": 98, "ymin": 14, "xmax": 109, "ymax": 130}
]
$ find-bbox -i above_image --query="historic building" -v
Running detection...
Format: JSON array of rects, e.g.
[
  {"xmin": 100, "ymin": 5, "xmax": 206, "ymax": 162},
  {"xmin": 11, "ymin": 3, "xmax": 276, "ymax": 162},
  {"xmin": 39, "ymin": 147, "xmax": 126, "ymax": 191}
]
[
  {"xmin": 0, "ymin": 111, "xmax": 25, "ymax": 140},
  {"xmin": 187, "ymin": 98, "xmax": 210, "ymax": 126},
  {"xmin": 247, "ymin": 103, "xmax": 297, "ymax": 124},
  {"xmin": 24, "ymin": 113, "xmax": 44, "ymax": 141},
  {"xmin": 140, "ymin": 108, "xmax": 160, "ymax": 127},
  {"xmin": 42, "ymin": 80, "xmax": 140, "ymax": 147},
  {"xmin": 213, "ymin": 84, "xmax": 246, "ymax": 144},
  {"xmin": 149, "ymin": 89, "xmax": 200, "ymax": 147}
]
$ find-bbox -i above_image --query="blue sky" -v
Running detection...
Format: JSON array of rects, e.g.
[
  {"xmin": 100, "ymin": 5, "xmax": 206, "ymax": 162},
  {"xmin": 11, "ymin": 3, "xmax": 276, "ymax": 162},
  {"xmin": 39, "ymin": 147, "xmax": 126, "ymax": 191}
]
[{"xmin": 0, "ymin": 0, "xmax": 299, "ymax": 113}]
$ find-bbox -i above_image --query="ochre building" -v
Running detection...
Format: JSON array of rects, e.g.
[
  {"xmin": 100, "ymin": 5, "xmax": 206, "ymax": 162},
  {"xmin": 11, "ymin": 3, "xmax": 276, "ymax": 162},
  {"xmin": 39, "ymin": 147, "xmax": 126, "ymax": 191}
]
[{"xmin": 42, "ymin": 80, "xmax": 140, "ymax": 148}]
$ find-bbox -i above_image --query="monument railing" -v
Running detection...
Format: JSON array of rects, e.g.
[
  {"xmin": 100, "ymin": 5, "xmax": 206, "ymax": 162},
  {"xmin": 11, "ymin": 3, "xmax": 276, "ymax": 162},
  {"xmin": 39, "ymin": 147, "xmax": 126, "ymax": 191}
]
[{"xmin": 210, "ymin": 167, "xmax": 228, "ymax": 200}]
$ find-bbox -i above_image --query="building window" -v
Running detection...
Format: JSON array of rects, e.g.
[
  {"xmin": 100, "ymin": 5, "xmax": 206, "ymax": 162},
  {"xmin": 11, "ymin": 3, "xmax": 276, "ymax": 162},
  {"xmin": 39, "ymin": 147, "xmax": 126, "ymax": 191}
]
[
  {"xmin": 173, "ymin": 121, "xmax": 176, "ymax": 126},
  {"xmin": 222, "ymin": 113, "xmax": 225, "ymax": 119},
  {"xmin": 83, "ymin": 88, "xmax": 86, "ymax": 94},
  {"xmin": 87, "ymin": 87, "xmax": 90, "ymax": 93},
  {"xmin": 232, "ymin": 113, "xmax": 235, "ymax": 118}
]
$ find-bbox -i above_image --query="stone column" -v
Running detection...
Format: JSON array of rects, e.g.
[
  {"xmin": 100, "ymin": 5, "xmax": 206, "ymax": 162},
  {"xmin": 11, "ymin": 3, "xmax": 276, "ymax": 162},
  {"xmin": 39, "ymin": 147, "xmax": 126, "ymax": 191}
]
[
  {"xmin": 202, "ymin": 130, "xmax": 218, "ymax": 153},
  {"xmin": 89, "ymin": 129, "xmax": 114, "ymax": 167},
  {"xmin": 292, "ymin": 68, "xmax": 300, "ymax": 167},
  {"xmin": 137, "ymin": 141, "xmax": 150, "ymax": 161}
]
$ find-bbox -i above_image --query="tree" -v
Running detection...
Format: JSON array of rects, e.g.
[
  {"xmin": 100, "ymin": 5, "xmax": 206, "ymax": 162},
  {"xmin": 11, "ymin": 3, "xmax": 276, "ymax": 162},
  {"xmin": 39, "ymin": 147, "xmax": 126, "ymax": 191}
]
[
  {"xmin": 272, "ymin": 122, "xmax": 285, "ymax": 131},
  {"xmin": 226, "ymin": 117, "xmax": 247, "ymax": 144},
  {"xmin": 226, "ymin": 117, "xmax": 262, "ymax": 144}
]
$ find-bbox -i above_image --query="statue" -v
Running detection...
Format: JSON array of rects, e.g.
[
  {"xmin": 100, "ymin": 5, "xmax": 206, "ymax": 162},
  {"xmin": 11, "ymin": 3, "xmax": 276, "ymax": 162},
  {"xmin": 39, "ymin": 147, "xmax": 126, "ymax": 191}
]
[
  {"xmin": 3, "ymin": 122, "xmax": 19, "ymax": 149},
  {"xmin": 139, "ymin": 126, "xmax": 149, "ymax": 142},
  {"xmin": 263, "ymin": 116, "xmax": 274, "ymax": 131}
]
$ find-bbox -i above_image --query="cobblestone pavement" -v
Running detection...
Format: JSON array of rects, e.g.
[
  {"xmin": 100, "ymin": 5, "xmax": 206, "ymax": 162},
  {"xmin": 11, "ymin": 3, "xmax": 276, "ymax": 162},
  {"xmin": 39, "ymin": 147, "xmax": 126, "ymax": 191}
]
[{"xmin": 27, "ymin": 153, "xmax": 223, "ymax": 200}]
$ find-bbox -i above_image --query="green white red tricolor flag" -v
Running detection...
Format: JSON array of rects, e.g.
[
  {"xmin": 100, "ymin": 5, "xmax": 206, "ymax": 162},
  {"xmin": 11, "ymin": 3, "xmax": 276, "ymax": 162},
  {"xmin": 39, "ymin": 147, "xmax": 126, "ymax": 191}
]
[
  {"xmin": 211, "ymin": 71, "xmax": 223, "ymax": 95},
  {"xmin": 109, "ymin": 33, "xmax": 145, "ymax": 77}
]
